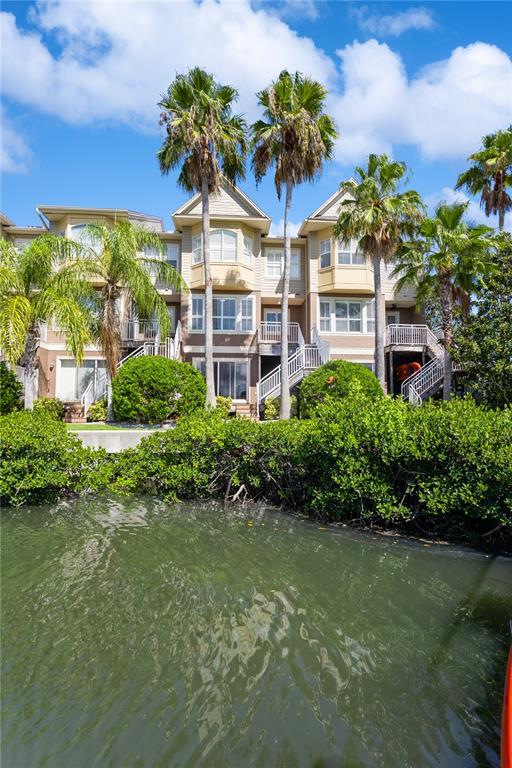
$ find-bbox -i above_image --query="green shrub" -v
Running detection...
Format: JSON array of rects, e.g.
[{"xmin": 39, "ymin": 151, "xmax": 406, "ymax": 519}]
[
  {"xmin": 263, "ymin": 394, "xmax": 298, "ymax": 420},
  {"xmin": 0, "ymin": 410, "xmax": 107, "ymax": 506},
  {"xmin": 112, "ymin": 356, "xmax": 206, "ymax": 423},
  {"xmin": 299, "ymin": 360, "xmax": 382, "ymax": 418},
  {"xmin": 34, "ymin": 397, "xmax": 65, "ymax": 420},
  {"xmin": 108, "ymin": 396, "xmax": 511, "ymax": 545},
  {"xmin": 87, "ymin": 399, "xmax": 107, "ymax": 422},
  {"xmin": 215, "ymin": 396, "xmax": 233, "ymax": 417},
  {"xmin": 0, "ymin": 363, "xmax": 23, "ymax": 415}
]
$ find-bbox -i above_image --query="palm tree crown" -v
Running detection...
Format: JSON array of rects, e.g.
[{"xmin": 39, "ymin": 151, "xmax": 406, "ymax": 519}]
[
  {"xmin": 251, "ymin": 70, "xmax": 337, "ymax": 420},
  {"xmin": 251, "ymin": 70, "xmax": 337, "ymax": 197},
  {"xmin": 334, "ymin": 154, "xmax": 424, "ymax": 389},
  {"xmin": 72, "ymin": 220, "xmax": 186, "ymax": 381},
  {"xmin": 158, "ymin": 67, "xmax": 247, "ymax": 410},
  {"xmin": 392, "ymin": 201, "xmax": 499, "ymax": 398},
  {"xmin": 158, "ymin": 66, "xmax": 247, "ymax": 193},
  {"xmin": 455, "ymin": 126, "xmax": 512, "ymax": 230},
  {"xmin": 0, "ymin": 235, "xmax": 93, "ymax": 407}
]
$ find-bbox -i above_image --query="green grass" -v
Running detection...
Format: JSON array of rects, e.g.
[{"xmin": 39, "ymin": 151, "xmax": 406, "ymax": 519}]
[{"xmin": 66, "ymin": 423, "xmax": 158, "ymax": 432}]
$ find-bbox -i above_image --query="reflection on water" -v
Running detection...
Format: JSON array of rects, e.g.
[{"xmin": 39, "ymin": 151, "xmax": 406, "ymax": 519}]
[{"xmin": 1, "ymin": 496, "xmax": 510, "ymax": 768}]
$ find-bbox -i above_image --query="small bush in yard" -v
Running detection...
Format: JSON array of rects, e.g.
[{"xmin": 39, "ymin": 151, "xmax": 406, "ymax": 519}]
[
  {"xmin": 0, "ymin": 362, "xmax": 23, "ymax": 415},
  {"xmin": 34, "ymin": 397, "xmax": 65, "ymax": 420},
  {"xmin": 112, "ymin": 356, "xmax": 206, "ymax": 423},
  {"xmin": 87, "ymin": 399, "xmax": 107, "ymax": 422},
  {"xmin": 0, "ymin": 410, "xmax": 107, "ymax": 506},
  {"xmin": 299, "ymin": 360, "xmax": 382, "ymax": 418},
  {"xmin": 263, "ymin": 394, "xmax": 297, "ymax": 420},
  {"xmin": 215, "ymin": 396, "xmax": 233, "ymax": 417}
]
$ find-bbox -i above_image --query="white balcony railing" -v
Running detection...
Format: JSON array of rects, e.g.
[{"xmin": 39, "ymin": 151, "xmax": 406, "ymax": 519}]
[
  {"xmin": 384, "ymin": 324, "xmax": 444, "ymax": 358},
  {"xmin": 258, "ymin": 322, "xmax": 302, "ymax": 345},
  {"xmin": 122, "ymin": 319, "xmax": 160, "ymax": 343}
]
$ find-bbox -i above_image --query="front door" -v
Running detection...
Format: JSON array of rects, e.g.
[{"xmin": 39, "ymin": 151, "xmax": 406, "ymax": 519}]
[
  {"xmin": 264, "ymin": 309, "xmax": 282, "ymax": 323},
  {"xmin": 386, "ymin": 311, "xmax": 400, "ymax": 326}
]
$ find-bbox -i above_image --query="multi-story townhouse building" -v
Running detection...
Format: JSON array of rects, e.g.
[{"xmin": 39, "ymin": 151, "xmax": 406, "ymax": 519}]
[{"xmin": 3, "ymin": 181, "xmax": 441, "ymax": 417}]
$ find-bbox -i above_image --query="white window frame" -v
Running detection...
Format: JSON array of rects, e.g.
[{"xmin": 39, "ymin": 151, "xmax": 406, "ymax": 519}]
[
  {"xmin": 265, "ymin": 248, "xmax": 301, "ymax": 279},
  {"xmin": 386, "ymin": 311, "xmax": 400, "ymax": 326},
  {"xmin": 318, "ymin": 298, "xmax": 376, "ymax": 334},
  {"xmin": 210, "ymin": 229, "xmax": 237, "ymax": 263},
  {"xmin": 192, "ymin": 234, "xmax": 202, "ymax": 265},
  {"xmin": 264, "ymin": 308, "xmax": 282, "ymax": 323},
  {"xmin": 191, "ymin": 296, "xmax": 204, "ymax": 331},
  {"xmin": 69, "ymin": 223, "xmax": 101, "ymax": 253},
  {"xmin": 319, "ymin": 239, "xmax": 331, "ymax": 269},
  {"xmin": 165, "ymin": 242, "xmax": 180, "ymax": 271},
  {"xmin": 191, "ymin": 294, "xmax": 255, "ymax": 333},
  {"xmin": 242, "ymin": 235, "xmax": 253, "ymax": 266},
  {"xmin": 56, "ymin": 357, "xmax": 107, "ymax": 401},
  {"xmin": 193, "ymin": 358, "xmax": 249, "ymax": 402},
  {"xmin": 337, "ymin": 239, "xmax": 365, "ymax": 266}
]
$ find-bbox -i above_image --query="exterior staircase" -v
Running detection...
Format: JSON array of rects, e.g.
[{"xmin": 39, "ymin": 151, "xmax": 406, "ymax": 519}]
[
  {"xmin": 256, "ymin": 327, "xmax": 329, "ymax": 404},
  {"xmin": 384, "ymin": 324, "xmax": 458, "ymax": 405},
  {"xmin": 80, "ymin": 322, "xmax": 182, "ymax": 416}
]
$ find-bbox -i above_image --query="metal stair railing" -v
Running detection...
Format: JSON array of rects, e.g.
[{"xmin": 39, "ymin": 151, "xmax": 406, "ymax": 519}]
[
  {"xmin": 401, "ymin": 357, "xmax": 444, "ymax": 403},
  {"xmin": 80, "ymin": 371, "xmax": 107, "ymax": 415}
]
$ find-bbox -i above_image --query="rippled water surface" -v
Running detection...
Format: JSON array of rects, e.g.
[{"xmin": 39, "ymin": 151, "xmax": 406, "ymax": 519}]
[{"xmin": 2, "ymin": 496, "xmax": 511, "ymax": 768}]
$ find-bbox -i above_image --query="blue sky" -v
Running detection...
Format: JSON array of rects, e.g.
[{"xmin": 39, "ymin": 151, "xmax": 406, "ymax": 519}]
[{"xmin": 1, "ymin": 1, "xmax": 511, "ymax": 233}]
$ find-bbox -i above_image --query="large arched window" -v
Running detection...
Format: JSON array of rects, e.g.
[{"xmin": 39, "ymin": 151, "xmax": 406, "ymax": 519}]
[
  {"xmin": 69, "ymin": 224, "xmax": 101, "ymax": 253},
  {"xmin": 210, "ymin": 229, "xmax": 237, "ymax": 262}
]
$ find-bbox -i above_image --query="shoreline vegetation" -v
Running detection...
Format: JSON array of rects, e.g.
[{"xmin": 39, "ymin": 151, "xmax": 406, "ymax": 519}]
[{"xmin": 2, "ymin": 394, "xmax": 511, "ymax": 555}]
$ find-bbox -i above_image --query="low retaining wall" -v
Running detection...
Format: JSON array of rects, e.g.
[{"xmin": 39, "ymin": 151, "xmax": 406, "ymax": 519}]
[{"xmin": 73, "ymin": 428, "xmax": 163, "ymax": 453}]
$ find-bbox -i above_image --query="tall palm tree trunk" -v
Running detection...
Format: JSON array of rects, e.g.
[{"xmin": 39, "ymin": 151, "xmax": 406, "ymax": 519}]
[
  {"xmin": 439, "ymin": 272, "xmax": 453, "ymax": 400},
  {"xmin": 372, "ymin": 252, "xmax": 385, "ymax": 391},
  {"xmin": 279, "ymin": 180, "xmax": 293, "ymax": 420},
  {"xmin": 21, "ymin": 326, "xmax": 39, "ymax": 409},
  {"xmin": 202, "ymin": 176, "xmax": 216, "ymax": 409},
  {"xmin": 499, "ymin": 207, "xmax": 505, "ymax": 231}
]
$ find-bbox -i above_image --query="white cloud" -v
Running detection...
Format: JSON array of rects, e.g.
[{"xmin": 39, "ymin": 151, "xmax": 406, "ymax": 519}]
[
  {"xmin": 1, "ymin": 108, "xmax": 32, "ymax": 174},
  {"xmin": 274, "ymin": 0, "xmax": 319, "ymax": 21},
  {"xmin": 0, "ymin": 1, "xmax": 335, "ymax": 128},
  {"xmin": 426, "ymin": 186, "xmax": 510, "ymax": 231},
  {"xmin": 1, "ymin": 3, "xmax": 511, "ymax": 170},
  {"xmin": 354, "ymin": 6, "xmax": 435, "ymax": 37},
  {"xmin": 332, "ymin": 39, "xmax": 512, "ymax": 163},
  {"xmin": 269, "ymin": 218, "xmax": 300, "ymax": 237}
]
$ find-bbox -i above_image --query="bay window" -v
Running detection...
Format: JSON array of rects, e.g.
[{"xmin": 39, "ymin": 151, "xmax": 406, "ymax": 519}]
[
  {"xmin": 243, "ymin": 236, "xmax": 253, "ymax": 265},
  {"xmin": 319, "ymin": 298, "xmax": 375, "ymax": 333},
  {"xmin": 210, "ymin": 229, "xmax": 237, "ymax": 262},
  {"xmin": 192, "ymin": 235, "xmax": 202, "ymax": 264},
  {"xmin": 194, "ymin": 360, "xmax": 248, "ymax": 400},
  {"xmin": 319, "ymin": 239, "xmax": 331, "ymax": 269},
  {"xmin": 337, "ymin": 239, "xmax": 364, "ymax": 265}
]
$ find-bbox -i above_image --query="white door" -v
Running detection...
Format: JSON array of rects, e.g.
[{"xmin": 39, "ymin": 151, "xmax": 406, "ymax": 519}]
[{"xmin": 264, "ymin": 309, "xmax": 282, "ymax": 323}]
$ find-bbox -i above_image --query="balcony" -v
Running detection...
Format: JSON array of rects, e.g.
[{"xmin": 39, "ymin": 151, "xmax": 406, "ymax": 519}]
[
  {"xmin": 122, "ymin": 319, "xmax": 160, "ymax": 346},
  {"xmin": 258, "ymin": 322, "xmax": 303, "ymax": 355}
]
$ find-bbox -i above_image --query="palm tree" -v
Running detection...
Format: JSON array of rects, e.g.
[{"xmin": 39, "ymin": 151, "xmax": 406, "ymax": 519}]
[
  {"xmin": 0, "ymin": 235, "xmax": 93, "ymax": 409},
  {"xmin": 158, "ymin": 67, "xmax": 247, "ymax": 409},
  {"xmin": 393, "ymin": 202, "xmax": 498, "ymax": 399},
  {"xmin": 456, "ymin": 126, "xmax": 512, "ymax": 231},
  {"xmin": 71, "ymin": 220, "xmax": 185, "ymax": 419},
  {"xmin": 334, "ymin": 154, "xmax": 424, "ymax": 390},
  {"xmin": 251, "ymin": 71, "xmax": 337, "ymax": 420}
]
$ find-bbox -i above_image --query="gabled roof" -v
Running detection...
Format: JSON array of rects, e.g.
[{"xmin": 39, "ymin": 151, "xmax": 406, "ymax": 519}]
[
  {"xmin": 298, "ymin": 183, "xmax": 355, "ymax": 236},
  {"xmin": 173, "ymin": 179, "xmax": 271, "ymax": 233},
  {"xmin": 0, "ymin": 212, "xmax": 14, "ymax": 227}
]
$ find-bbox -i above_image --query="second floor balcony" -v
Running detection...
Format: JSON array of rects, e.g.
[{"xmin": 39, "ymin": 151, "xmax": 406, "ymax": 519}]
[
  {"xmin": 258, "ymin": 322, "xmax": 303, "ymax": 354},
  {"xmin": 122, "ymin": 319, "xmax": 162, "ymax": 346}
]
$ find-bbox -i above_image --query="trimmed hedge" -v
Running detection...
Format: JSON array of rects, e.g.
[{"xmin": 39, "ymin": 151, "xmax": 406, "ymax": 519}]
[
  {"xmin": 299, "ymin": 360, "xmax": 382, "ymax": 417},
  {"xmin": 0, "ymin": 410, "xmax": 106, "ymax": 506},
  {"xmin": 112, "ymin": 356, "xmax": 206, "ymax": 423},
  {"xmin": 108, "ymin": 396, "xmax": 512, "ymax": 546},
  {"xmin": 0, "ymin": 363, "xmax": 23, "ymax": 415}
]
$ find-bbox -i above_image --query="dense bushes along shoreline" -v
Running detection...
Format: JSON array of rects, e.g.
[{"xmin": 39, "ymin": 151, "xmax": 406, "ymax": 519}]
[{"xmin": 1, "ymin": 394, "xmax": 511, "ymax": 550}]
